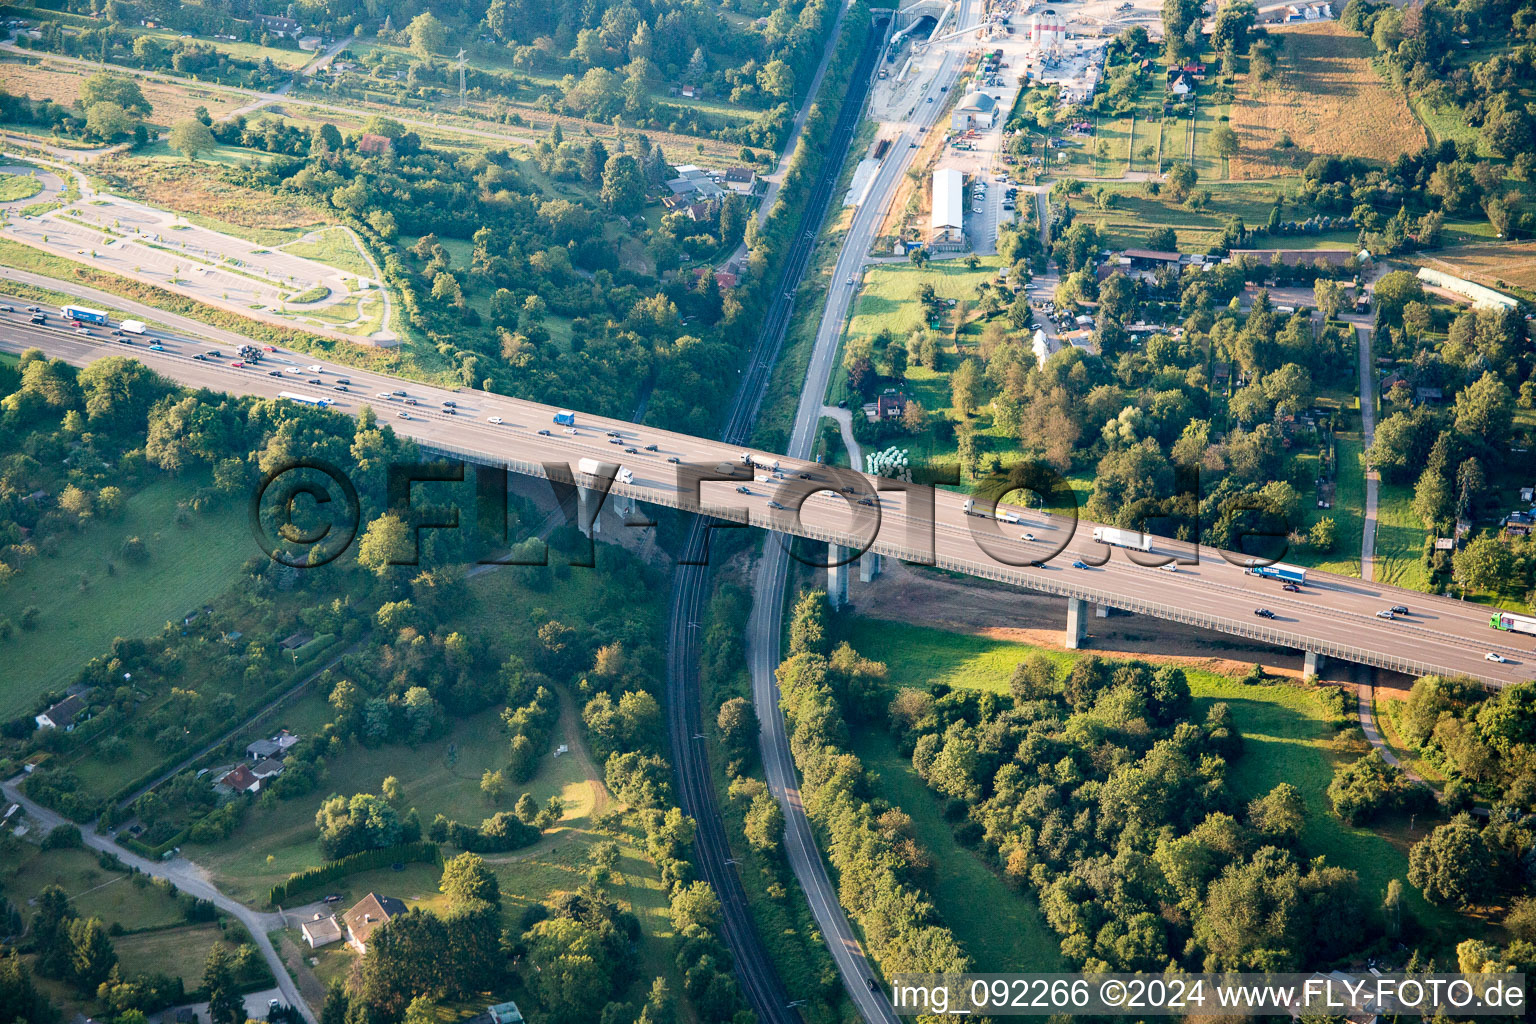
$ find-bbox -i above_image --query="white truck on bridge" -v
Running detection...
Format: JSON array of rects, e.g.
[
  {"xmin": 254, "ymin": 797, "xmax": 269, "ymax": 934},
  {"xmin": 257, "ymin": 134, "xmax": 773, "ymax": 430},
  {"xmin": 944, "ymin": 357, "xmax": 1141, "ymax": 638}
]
[
  {"xmin": 578, "ymin": 458, "xmax": 633, "ymax": 484},
  {"xmin": 1093, "ymin": 526, "xmax": 1152, "ymax": 551}
]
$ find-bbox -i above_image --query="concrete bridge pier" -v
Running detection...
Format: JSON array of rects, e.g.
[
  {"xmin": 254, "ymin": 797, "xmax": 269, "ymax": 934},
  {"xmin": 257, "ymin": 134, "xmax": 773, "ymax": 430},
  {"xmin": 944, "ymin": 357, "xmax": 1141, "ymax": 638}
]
[
  {"xmin": 1304, "ymin": 650, "xmax": 1324, "ymax": 679},
  {"xmin": 576, "ymin": 485, "xmax": 603, "ymax": 538},
  {"xmin": 859, "ymin": 551, "xmax": 882, "ymax": 583},
  {"xmin": 828, "ymin": 545, "xmax": 850, "ymax": 609},
  {"xmin": 1066, "ymin": 597, "xmax": 1087, "ymax": 649}
]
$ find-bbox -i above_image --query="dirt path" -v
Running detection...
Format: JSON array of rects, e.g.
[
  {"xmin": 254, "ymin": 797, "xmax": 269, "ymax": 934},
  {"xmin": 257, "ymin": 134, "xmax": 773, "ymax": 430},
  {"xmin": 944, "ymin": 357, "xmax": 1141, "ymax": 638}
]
[{"xmin": 557, "ymin": 686, "xmax": 611, "ymax": 821}]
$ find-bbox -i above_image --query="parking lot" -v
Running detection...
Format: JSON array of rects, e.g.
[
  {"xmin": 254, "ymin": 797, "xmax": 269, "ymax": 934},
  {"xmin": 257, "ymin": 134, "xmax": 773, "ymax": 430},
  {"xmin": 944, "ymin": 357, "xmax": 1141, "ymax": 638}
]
[{"xmin": 1, "ymin": 192, "xmax": 392, "ymax": 343}]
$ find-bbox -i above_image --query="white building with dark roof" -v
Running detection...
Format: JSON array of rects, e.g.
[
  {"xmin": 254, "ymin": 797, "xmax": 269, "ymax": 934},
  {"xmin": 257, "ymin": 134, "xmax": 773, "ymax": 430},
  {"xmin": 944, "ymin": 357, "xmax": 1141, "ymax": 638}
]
[{"xmin": 950, "ymin": 90, "xmax": 997, "ymax": 130}]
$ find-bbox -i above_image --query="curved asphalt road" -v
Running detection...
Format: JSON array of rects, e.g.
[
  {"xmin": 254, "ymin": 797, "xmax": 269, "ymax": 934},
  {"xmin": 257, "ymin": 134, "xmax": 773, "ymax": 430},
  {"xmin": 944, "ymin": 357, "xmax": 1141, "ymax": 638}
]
[{"xmin": 0, "ymin": 777, "xmax": 317, "ymax": 1023}]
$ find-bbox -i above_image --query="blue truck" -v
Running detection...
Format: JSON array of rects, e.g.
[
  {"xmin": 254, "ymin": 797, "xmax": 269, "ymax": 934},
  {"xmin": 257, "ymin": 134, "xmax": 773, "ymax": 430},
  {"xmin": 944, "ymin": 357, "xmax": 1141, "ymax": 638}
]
[
  {"xmin": 553, "ymin": 410, "xmax": 576, "ymax": 426},
  {"xmin": 62, "ymin": 304, "xmax": 109, "ymax": 325},
  {"xmin": 1251, "ymin": 562, "xmax": 1307, "ymax": 585}
]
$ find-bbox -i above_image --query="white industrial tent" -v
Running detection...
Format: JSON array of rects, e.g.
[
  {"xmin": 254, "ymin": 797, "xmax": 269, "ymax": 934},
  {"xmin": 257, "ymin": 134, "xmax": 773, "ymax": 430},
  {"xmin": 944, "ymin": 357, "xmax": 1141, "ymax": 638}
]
[{"xmin": 931, "ymin": 168, "xmax": 964, "ymax": 241}]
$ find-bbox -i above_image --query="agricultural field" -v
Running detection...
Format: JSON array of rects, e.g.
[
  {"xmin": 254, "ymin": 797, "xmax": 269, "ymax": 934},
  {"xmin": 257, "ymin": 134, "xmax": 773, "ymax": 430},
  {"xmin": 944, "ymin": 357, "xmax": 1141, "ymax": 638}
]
[
  {"xmin": 1228, "ymin": 23, "xmax": 1424, "ymax": 180},
  {"xmin": 0, "ymin": 56, "xmax": 248, "ymax": 129},
  {"xmin": 0, "ymin": 477, "xmax": 250, "ymax": 718},
  {"xmin": 845, "ymin": 620, "xmax": 1454, "ymax": 928}
]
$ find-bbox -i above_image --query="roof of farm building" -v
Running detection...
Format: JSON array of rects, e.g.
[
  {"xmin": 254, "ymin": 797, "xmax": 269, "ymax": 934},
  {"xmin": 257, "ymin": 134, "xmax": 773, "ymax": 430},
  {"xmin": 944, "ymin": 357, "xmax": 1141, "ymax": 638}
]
[{"xmin": 959, "ymin": 91, "xmax": 996, "ymax": 110}]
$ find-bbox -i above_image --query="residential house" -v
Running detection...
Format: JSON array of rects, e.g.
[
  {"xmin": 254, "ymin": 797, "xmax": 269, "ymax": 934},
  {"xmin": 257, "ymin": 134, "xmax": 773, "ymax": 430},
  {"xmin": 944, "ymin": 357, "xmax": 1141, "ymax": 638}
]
[
  {"xmin": 486, "ymin": 1002, "xmax": 525, "ymax": 1024},
  {"xmin": 34, "ymin": 694, "xmax": 86, "ymax": 731},
  {"xmin": 723, "ymin": 166, "xmax": 756, "ymax": 192},
  {"xmin": 1121, "ymin": 247, "xmax": 1181, "ymax": 271},
  {"xmin": 1286, "ymin": 971, "xmax": 1380, "ymax": 1024},
  {"xmin": 1415, "ymin": 386, "xmax": 1443, "ymax": 404},
  {"xmin": 274, "ymin": 729, "xmax": 299, "ymax": 753},
  {"xmin": 680, "ymin": 84, "xmax": 698, "ymax": 98},
  {"xmin": 876, "ymin": 389, "xmax": 908, "ymax": 420},
  {"xmin": 684, "ymin": 200, "xmax": 718, "ymax": 222},
  {"xmin": 664, "ymin": 175, "xmax": 725, "ymax": 199},
  {"xmin": 1167, "ymin": 71, "xmax": 1193, "ymax": 95},
  {"xmin": 301, "ymin": 914, "xmax": 344, "ymax": 948},
  {"xmin": 356, "ymin": 134, "xmax": 392, "ymax": 156},
  {"xmin": 1504, "ymin": 510, "xmax": 1535, "ymax": 538},
  {"xmin": 258, "ymin": 15, "xmax": 301, "ymax": 37},
  {"xmin": 218, "ymin": 764, "xmax": 260, "ymax": 794},
  {"xmin": 251, "ymin": 758, "xmax": 286, "ymax": 781},
  {"xmin": 246, "ymin": 737, "xmax": 281, "ymax": 760},
  {"xmin": 343, "ymin": 893, "xmax": 407, "ymax": 953}
]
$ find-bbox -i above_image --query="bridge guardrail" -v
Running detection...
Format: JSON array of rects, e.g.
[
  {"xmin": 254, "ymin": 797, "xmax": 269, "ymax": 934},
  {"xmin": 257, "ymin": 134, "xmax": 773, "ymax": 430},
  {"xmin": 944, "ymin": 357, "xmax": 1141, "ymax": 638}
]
[{"xmin": 413, "ymin": 442, "xmax": 1505, "ymax": 687}]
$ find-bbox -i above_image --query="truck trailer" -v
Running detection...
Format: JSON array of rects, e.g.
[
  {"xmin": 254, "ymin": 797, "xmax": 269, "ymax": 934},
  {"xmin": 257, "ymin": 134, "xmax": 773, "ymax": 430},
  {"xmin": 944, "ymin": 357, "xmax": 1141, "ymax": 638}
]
[
  {"xmin": 1252, "ymin": 563, "xmax": 1307, "ymax": 585},
  {"xmin": 1490, "ymin": 611, "xmax": 1536, "ymax": 637},
  {"xmin": 553, "ymin": 410, "xmax": 576, "ymax": 426},
  {"xmin": 119, "ymin": 319, "xmax": 147, "ymax": 335},
  {"xmin": 1092, "ymin": 526, "xmax": 1152, "ymax": 551},
  {"xmin": 62, "ymin": 304, "xmax": 109, "ymax": 325},
  {"xmin": 577, "ymin": 458, "xmax": 634, "ymax": 485}
]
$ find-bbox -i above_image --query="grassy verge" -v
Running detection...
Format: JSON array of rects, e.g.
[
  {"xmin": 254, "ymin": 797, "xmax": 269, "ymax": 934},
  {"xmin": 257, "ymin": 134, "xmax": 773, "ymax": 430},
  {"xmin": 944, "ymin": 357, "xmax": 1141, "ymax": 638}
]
[
  {"xmin": 0, "ymin": 172, "xmax": 45, "ymax": 202},
  {"xmin": 849, "ymin": 728, "xmax": 1063, "ymax": 971},
  {"xmin": 1373, "ymin": 480, "xmax": 1429, "ymax": 592},
  {"xmin": 281, "ymin": 227, "xmax": 376, "ymax": 280}
]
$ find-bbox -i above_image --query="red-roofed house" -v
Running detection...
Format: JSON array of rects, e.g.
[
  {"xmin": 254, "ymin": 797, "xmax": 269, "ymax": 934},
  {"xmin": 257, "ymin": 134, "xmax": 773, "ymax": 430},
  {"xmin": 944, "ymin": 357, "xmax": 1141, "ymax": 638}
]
[
  {"xmin": 357, "ymin": 133, "xmax": 393, "ymax": 155},
  {"xmin": 218, "ymin": 764, "xmax": 260, "ymax": 794}
]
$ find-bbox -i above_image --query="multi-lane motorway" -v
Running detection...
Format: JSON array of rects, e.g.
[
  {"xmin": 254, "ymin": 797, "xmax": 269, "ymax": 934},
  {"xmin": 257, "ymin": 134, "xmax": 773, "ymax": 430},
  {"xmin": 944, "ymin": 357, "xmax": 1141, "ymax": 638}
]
[{"xmin": 3, "ymin": 305, "xmax": 1526, "ymax": 690}]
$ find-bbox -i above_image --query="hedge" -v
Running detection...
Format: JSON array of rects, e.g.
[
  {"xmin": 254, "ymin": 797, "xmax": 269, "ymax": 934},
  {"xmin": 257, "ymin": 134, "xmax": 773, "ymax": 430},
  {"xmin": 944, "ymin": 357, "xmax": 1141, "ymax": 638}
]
[{"xmin": 267, "ymin": 841, "xmax": 442, "ymax": 907}]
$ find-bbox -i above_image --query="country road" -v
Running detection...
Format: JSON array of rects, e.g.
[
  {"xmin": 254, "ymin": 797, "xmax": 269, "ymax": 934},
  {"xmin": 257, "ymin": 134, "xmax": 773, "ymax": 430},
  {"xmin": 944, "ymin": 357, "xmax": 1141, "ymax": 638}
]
[{"xmin": 1, "ymin": 777, "xmax": 317, "ymax": 1024}]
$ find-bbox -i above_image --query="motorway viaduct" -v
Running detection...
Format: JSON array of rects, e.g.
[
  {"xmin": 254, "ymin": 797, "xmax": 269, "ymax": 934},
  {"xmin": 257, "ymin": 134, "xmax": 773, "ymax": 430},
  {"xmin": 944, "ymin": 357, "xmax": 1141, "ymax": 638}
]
[{"xmin": 0, "ymin": 314, "xmax": 1529, "ymax": 690}]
